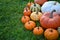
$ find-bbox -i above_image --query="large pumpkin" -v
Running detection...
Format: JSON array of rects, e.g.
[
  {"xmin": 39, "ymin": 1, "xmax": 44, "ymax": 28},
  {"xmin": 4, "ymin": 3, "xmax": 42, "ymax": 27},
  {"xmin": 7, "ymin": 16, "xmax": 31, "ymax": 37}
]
[
  {"xmin": 21, "ymin": 16, "xmax": 30, "ymax": 23},
  {"xmin": 44, "ymin": 28, "xmax": 59, "ymax": 40},
  {"xmin": 23, "ymin": 7, "xmax": 31, "ymax": 16},
  {"xmin": 30, "ymin": 3, "xmax": 40, "ymax": 12},
  {"xmin": 40, "ymin": 10, "xmax": 60, "ymax": 29},
  {"xmin": 33, "ymin": 27, "xmax": 44, "ymax": 35},
  {"xmin": 34, "ymin": 0, "xmax": 47, "ymax": 5},
  {"xmin": 41, "ymin": 1, "xmax": 60, "ymax": 13},
  {"xmin": 25, "ymin": 21, "xmax": 36, "ymax": 30},
  {"xmin": 30, "ymin": 11, "xmax": 42, "ymax": 21}
]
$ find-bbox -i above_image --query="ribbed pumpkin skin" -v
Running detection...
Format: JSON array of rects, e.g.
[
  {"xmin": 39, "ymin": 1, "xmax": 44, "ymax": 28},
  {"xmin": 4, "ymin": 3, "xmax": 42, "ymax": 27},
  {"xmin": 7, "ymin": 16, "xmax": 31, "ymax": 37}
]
[
  {"xmin": 44, "ymin": 28, "xmax": 59, "ymax": 40},
  {"xmin": 40, "ymin": 12, "xmax": 60, "ymax": 29},
  {"xmin": 41, "ymin": 1, "xmax": 59, "ymax": 13},
  {"xmin": 21, "ymin": 16, "xmax": 30, "ymax": 23},
  {"xmin": 34, "ymin": 0, "xmax": 47, "ymax": 5},
  {"xmin": 33, "ymin": 27, "xmax": 44, "ymax": 35},
  {"xmin": 25, "ymin": 21, "xmax": 36, "ymax": 30},
  {"xmin": 30, "ymin": 12, "xmax": 42, "ymax": 21},
  {"xmin": 30, "ymin": 3, "xmax": 40, "ymax": 12}
]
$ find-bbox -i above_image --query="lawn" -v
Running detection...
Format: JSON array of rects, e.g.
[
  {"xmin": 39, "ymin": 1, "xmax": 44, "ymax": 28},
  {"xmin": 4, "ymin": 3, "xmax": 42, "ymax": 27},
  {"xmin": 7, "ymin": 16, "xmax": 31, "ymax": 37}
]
[{"xmin": 0, "ymin": 0, "xmax": 60, "ymax": 40}]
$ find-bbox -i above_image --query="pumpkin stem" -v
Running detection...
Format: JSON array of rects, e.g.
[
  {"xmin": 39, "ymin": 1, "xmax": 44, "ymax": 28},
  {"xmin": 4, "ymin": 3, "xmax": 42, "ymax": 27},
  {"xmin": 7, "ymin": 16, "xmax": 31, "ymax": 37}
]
[
  {"xmin": 50, "ymin": 29, "xmax": 53, "ymax": 32},
  {"xmin": 37, "ymin": 27, "xmax": 39, "ymax": 29},
  {"xmin": 24, "ymin": 16, "xmax": 26, "ymax": 18},
  {"xmin": 26, "ymin": 7, "xmax": 28, "ymax": 11},
  {"xmin": 34, "ymin": 2, "xmax": 36, "ymax": 6},
  {"xmin": 54, "ymin": 2, "xmax": 56, "ymax": 5},
  {"xmin": 49, "ymin": 10, "xmax": 56, "ymax": 18},
  {"xmin": 28, "ymin": 22, "xmax": 30, "ymax": 24}
]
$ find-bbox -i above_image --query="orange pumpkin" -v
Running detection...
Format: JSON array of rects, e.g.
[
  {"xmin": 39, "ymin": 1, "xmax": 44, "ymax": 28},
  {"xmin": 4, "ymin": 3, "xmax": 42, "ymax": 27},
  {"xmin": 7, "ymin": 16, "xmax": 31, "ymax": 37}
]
[
  {"xmin": 21, "ymin": 16, "xmax": 30, "ymax": 23},
  {"xmin": 34, "ymin": 0, "xmax": 47, "ymax": 5},
  {"xmin": 44, "ymin": 28, "xmax": 59, "ymax": 40},
  {"xmin": 40, "ymin": 10, "xmax": 60, "ymax": 29},
  {"xmin": 27, "ymin": 2, "xmax": 33, "ymax": 8},
  {"xmin": 25, "ymin": 21, "xmax": 36, "ymax": 30},
  {"xmin": 33, "ymin": 27, "xmax": 44, "ymax": 35},
  {"xmin": 23, "ymin": 7, "xmax": 31, "ymax": 16}
]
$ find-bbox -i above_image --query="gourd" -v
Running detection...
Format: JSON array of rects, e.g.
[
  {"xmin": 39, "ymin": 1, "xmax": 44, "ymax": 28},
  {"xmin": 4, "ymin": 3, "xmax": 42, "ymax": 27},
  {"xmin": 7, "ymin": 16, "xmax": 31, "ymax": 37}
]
[
  {"xmin": 30, "ymin": 3, "xmax": 40, "ymax": 12},
  {"xmin": 41, "ymin": 1, "xmax": 60, "ymax": 13}
]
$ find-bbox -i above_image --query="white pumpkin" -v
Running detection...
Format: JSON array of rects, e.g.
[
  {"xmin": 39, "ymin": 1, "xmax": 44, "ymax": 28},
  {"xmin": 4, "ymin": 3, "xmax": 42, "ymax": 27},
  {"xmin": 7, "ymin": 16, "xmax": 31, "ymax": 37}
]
[
  {"xmin": 57, "ymin": 27, "xmax": 60, "ymax": 34},
  {"xmin": 41, "ymin": 1, "xmax": 60, "ymax": 13}
]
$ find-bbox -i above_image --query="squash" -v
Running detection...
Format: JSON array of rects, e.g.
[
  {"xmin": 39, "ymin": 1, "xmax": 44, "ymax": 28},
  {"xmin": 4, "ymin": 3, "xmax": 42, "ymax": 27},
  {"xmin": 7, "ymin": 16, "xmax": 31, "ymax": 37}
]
[
  {"xmin": 30, "ymin": 11, "xmax": 42, "ymax": 21},
  {"xmin": 21, "ymin": 16, "xmax": 30, "ymax": 23},
  {"xmin": 33, "ymin": 27, "xmax": 44, "ymax": 35},
  {"xmin": 27, "ymin": 2, "xmax": 33, "ymax": 8},
  {"xmin": 30, "ymin": 3, "xmax": 40, "ymax": 12},
  {"xmin": 23, "ymin": 7, "xmax": 31, "ymax": 16},
  {"xmin": 25, "ymin": 21, "xmax": 36, "ymax": 30},
  {"xmin": 44, "ymin": 28, "xmax": 59, "ymax": 40},
  {"xmin": 34, "ymin": 0, "xmax": 47, "ymax": 5},
  {"xmin": 40, "ymin": 10, "xmax": 60, "ymax": 29},
  {"xmin": 41, "ymin": 1, "xmax": 60, "ymax": 13}
]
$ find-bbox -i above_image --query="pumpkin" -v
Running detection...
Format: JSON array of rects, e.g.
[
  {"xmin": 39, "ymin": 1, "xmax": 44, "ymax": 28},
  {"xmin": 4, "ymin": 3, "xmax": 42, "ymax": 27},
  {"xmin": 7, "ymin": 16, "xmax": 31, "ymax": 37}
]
[
  {"xmin": 23, "ymin": 7, "xmax": 31, "ymax": 16},
  {"xmin": 27, "ymin": 2, "xmax": 33, "ymax": 8},
  {"xmin": 40, "ymin": 10, "xmax": 60, "ymax": 29},
  {"xmin": 34, "ymin": 0, "xmax": 47, "ymax": 5},
  {"xmin": 30, "ymin": 3, "xmax": 40, "ymax": 12},
  {"xmin": 57, "ymin": 27, "xmax": 60, "ymax": 34},
  {"xmin": 21, "ymin": 16, "xmax": 30, "ymax": 23},
  {"xmin": 33, "ymin": 27, "xmax": 44, "ymax": 35},
  {"xmin": 30, "ymin": 11, "xmax": 42, "ymax": 21},
  {"xmin": 44, "ymin": 28, "xmax": 59, "ymax": 40},
  {"xmin": 25, "ymin": 21, "xmax": 36, "ymax": 30},
  {"xmin": 41, "ymin": 1, "xmax": 60, "ymax": 13}
]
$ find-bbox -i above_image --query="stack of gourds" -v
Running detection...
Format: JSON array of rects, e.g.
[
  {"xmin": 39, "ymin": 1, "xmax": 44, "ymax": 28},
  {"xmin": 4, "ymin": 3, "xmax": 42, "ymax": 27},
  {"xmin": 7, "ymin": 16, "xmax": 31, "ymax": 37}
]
[{"xmin": 21, "ymin": 0, "xmax": 60, "ymax": 40}]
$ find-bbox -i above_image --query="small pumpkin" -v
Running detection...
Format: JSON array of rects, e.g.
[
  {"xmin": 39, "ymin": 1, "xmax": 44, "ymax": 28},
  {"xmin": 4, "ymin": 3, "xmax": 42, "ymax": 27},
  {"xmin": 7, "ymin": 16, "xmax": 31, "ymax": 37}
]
[
  {"xmin": 34, "ymin": 0, "xmax": 47, "ymax": 5},
  {"xmin": 33, "ymin": 27, "xmax": 44, "ymax": 35},
  {"xmin": 25, "ymin": 21, "xmax": 36, "ymax": 30},
  {"xmin": 30, "ymin": 3, "xmax": 40, "ymax": 12},
  {"xmin": 27, "ymin": 2, "xmax": 33, "ymax": 8},
  {"xmin": 30, "ymin": 11, "xmax": 42, "ymax": 21},
  {"xmin": 44, "ymin": 28, "xmax": 59, "ymax": 40},
  {"xmin": 57, "ymin": 27, "xmax": 60, "ymax": 34},
  {"xmin": 23, "ymin": 7, "xmax": 31, "ymax": 16},
  {"xmin": 21, "ymin": 16, "xmax": 30, "ymax": 23},
  {"xmin": 40, "ymin": 10, "xmax": 60, "ymax": 29}
]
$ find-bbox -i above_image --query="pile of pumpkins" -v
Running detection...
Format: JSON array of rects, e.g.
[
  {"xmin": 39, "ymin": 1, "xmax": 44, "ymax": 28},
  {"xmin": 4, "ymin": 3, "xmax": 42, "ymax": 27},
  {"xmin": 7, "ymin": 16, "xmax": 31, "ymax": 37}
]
[{"xmin": 21, "ymin": 0, "xmax": 60, "ymax": 40}]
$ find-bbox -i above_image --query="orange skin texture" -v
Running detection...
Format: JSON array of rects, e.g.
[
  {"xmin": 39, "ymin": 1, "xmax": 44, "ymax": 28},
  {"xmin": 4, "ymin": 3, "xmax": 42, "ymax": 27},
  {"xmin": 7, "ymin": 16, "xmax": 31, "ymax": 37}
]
[
  {"xmin": 34, "ymin": 0, "xmax": 47, "ymax": 5},
  {"xmin": 44, "ymin": 28, "xmax": 59, "ymax": 40},
  {"xmin": 40, "ymin": 12, "xmax": 60, "ymax": 29},
  {"xmin": 21, "ymin": 16, "xmax": 30, "ymax": 23},
  {"xmin": 23, "ymin": 8, "xmax": 31, "ymax": 16},
  {"xmin": 33, "ymin": 27, "xmax": 44, "ymax": 35},
  {"xmin": 25, "ymin": 21, "xmax": 36, "ymax": 30},
  {"xmin": 27, "ymin": 2, "xmax": 33, "ymax": 8}
]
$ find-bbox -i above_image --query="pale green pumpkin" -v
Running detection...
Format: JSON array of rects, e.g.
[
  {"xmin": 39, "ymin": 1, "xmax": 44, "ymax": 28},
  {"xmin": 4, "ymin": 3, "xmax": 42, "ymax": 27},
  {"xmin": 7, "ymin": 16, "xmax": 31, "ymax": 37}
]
[{"xmin": 30, "ymin": 3, "xmax": 40, "ymax": 12}]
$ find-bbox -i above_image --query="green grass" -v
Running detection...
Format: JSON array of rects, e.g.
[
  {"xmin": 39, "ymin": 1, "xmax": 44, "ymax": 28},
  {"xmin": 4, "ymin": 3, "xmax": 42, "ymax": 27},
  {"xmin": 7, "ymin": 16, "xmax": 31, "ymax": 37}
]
[{"xmin": 0, "ymin": 0, "xmax": 60, "ymax": 40}]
